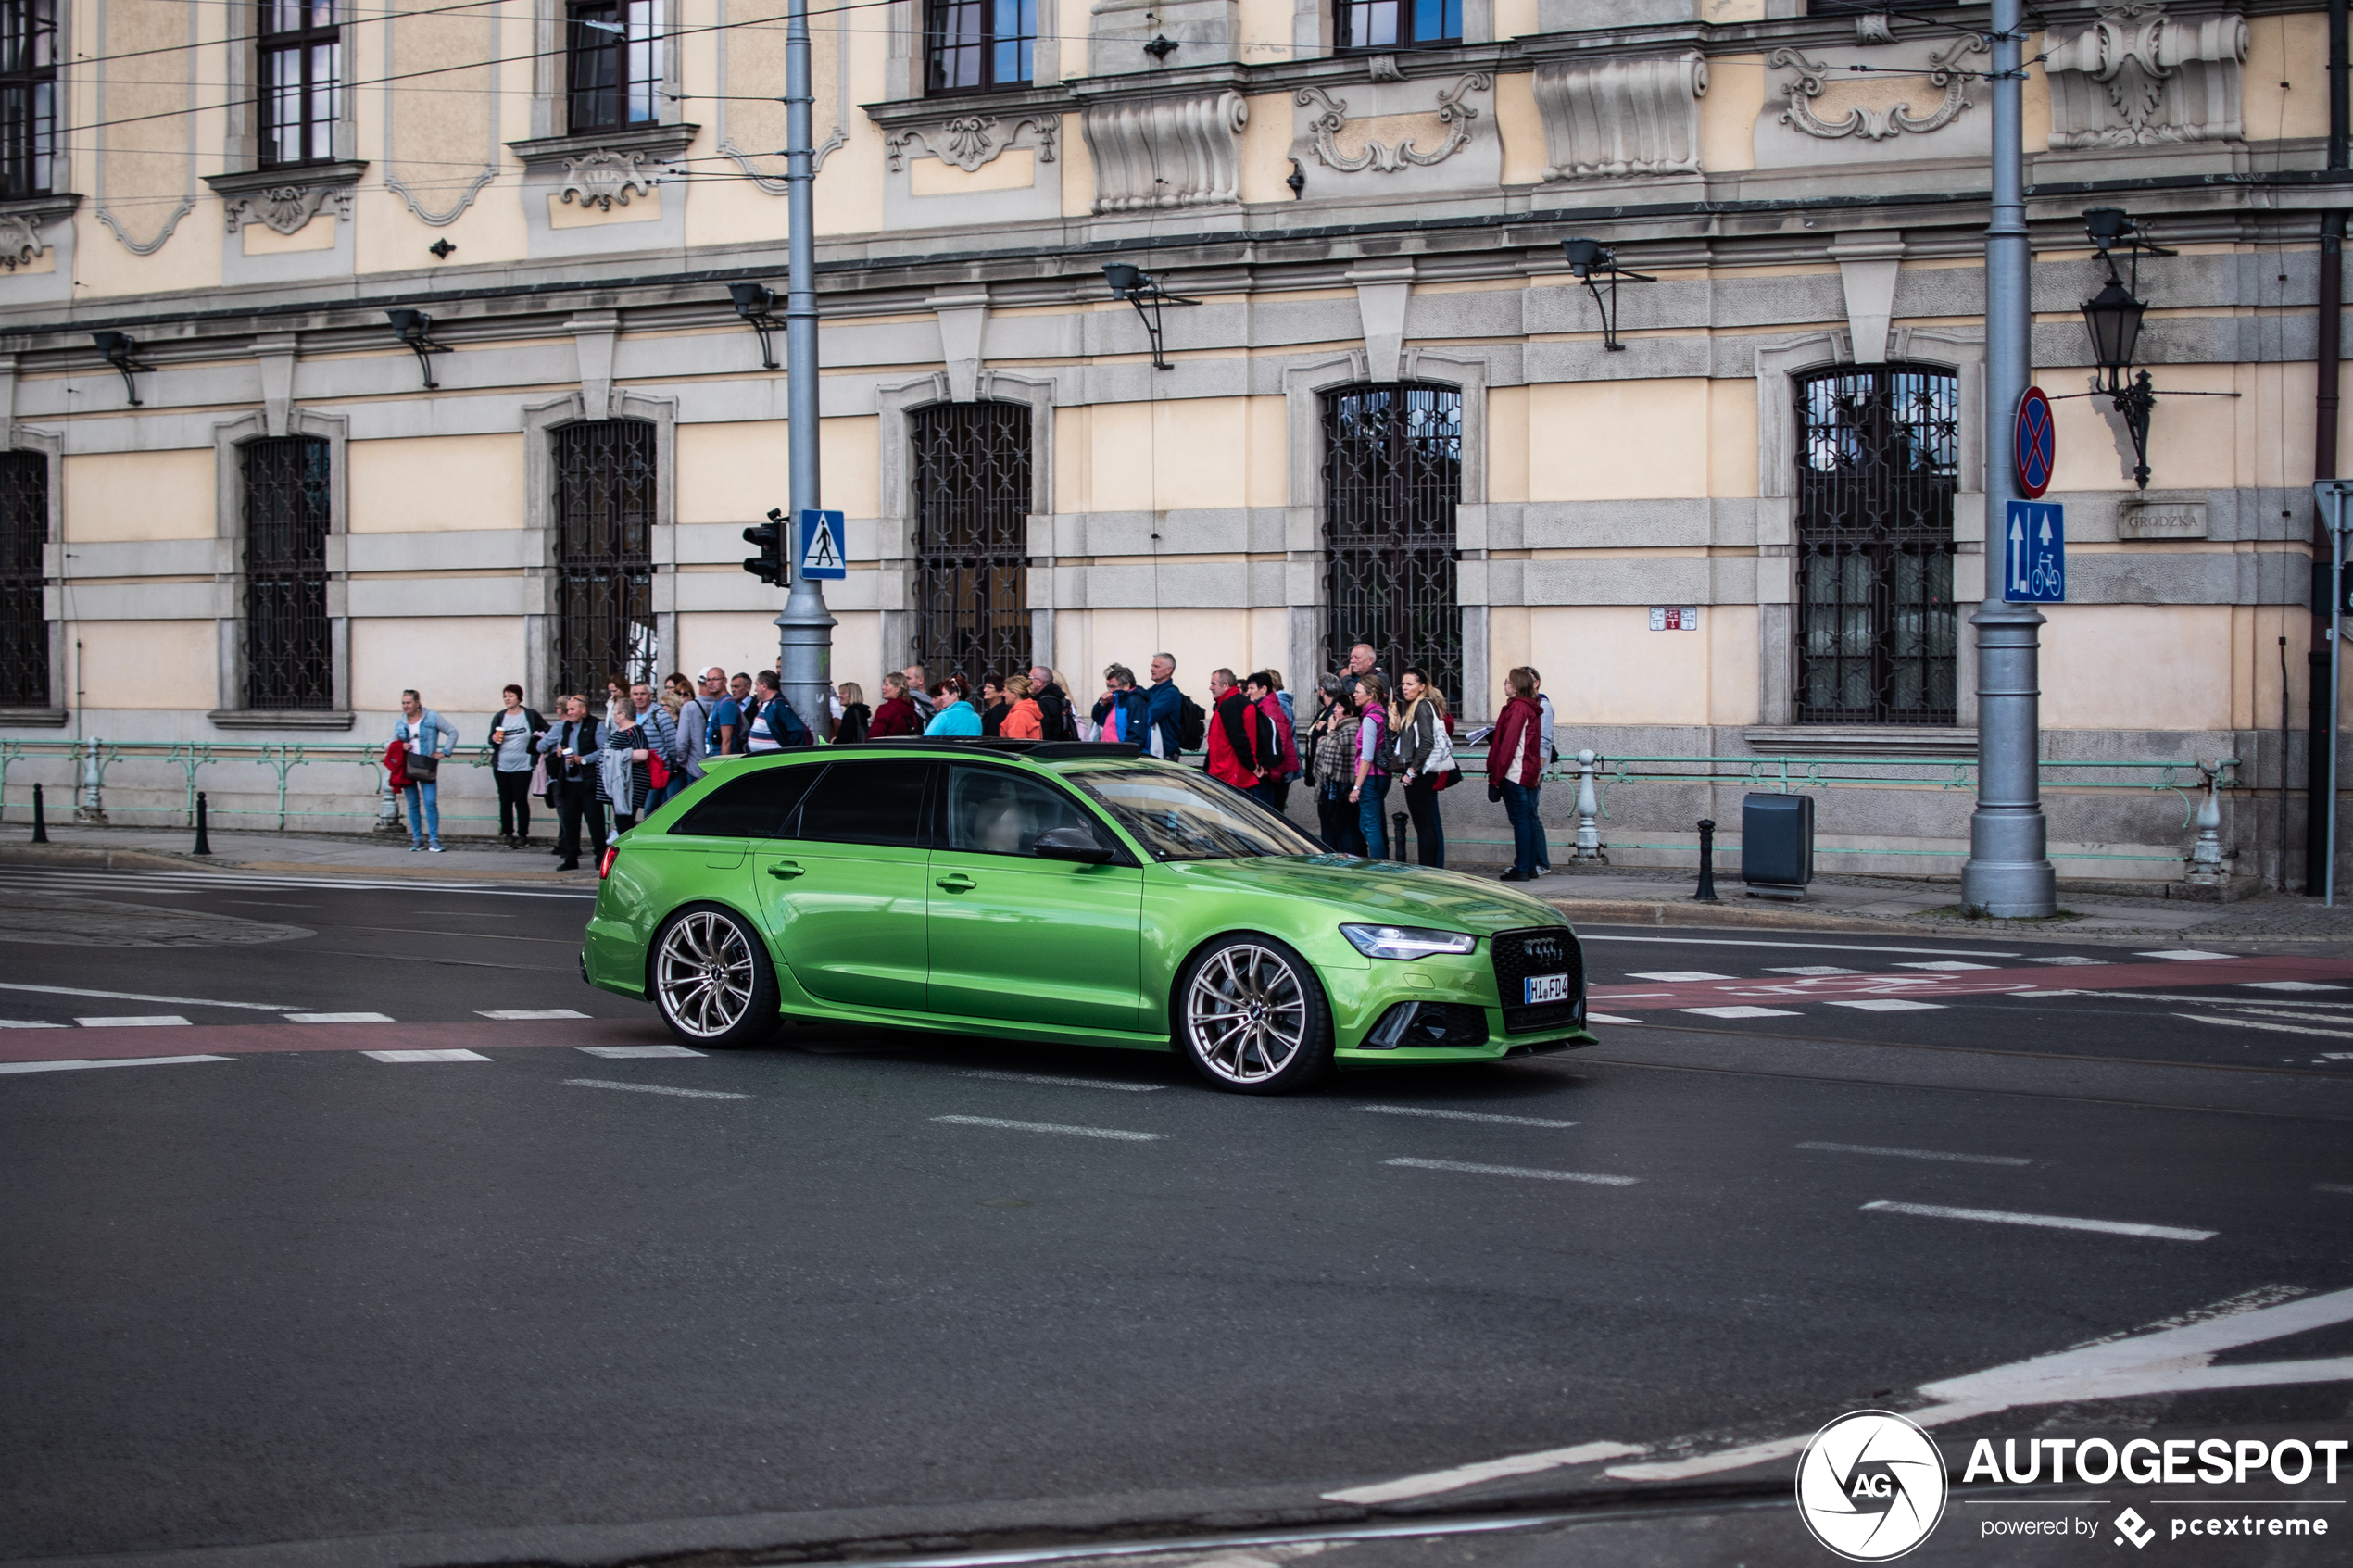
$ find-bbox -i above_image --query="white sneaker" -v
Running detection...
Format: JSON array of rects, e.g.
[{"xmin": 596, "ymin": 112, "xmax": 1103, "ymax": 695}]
[{"xmin": 427, "ymin": 845, "xmax": 446, "ymax": 853}]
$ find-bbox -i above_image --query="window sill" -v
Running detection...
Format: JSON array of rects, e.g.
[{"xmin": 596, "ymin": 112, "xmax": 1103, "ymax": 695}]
[
  {"xmin": 205, "ymin": 161, "xmax": 367, "ymax": 198},
  {"xmin": 0, "ymin": 707, "xmax": 68, "ymax": 728},
  {"xmin": 865, "ymin": 85, "xmax": 1075, "ymax": 133},
  {"xmin": 208, "ymin": 709, "xmax": 355, "ymax": 732},
  {"xmin": 506, "ymin": 122, "xmax": 700, "ymax": 170},
  {"xmin": 1744, "ymin": 725, "xmax": 1977, "ymax": 759}
]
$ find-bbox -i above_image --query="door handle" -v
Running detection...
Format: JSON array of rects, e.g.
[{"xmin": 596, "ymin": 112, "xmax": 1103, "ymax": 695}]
[
  {"xmin": 935, "ymin": 872, "xmax": 977, "ymax": 892},
  {"xmin": 766, "ymin": 861, "xmax": 805, "ymax": 880}
]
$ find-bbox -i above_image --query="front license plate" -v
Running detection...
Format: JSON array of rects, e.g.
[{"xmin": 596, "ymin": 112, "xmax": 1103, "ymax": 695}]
[{"xmin": 1524, "ymin": 974, "xmax": 1569, "ymax": 1005}]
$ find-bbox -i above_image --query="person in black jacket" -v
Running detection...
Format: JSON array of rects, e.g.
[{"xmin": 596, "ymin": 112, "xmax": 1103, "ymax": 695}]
[
  {"xmin": 1026, "ymin": 665, "xmax": 1074, "ymax": 741},
  {"xmin": 834, "ymin": 682, "xmax": 871, "ymax": 744},
  {"xmin": 538, "ymin": 696, "xmax": 605, "ymax": 871}
]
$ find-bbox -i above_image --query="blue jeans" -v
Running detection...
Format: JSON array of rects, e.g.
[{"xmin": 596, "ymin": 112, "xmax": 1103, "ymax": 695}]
[
  {"xmin": 1501, "ymin": 780, "xmax": 1541, "ymax": 876},
  {"xmin": 1355, "ymin": 772, "xmax": 1392, "ymax": 860},
  {"xmin": 403, "ymin": 780, "xmax": 440, "ymax": 846}
]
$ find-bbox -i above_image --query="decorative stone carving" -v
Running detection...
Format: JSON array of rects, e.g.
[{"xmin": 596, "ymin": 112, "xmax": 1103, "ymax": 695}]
[
  {"xmin": 1082, "ymin": 90, "xmax": 1248, "ymax": 212},
  {"xmin": 886, "ymin": 114, "xmax": 1058, "ymax": 173},
  {"xmin": 2045, "ymin": 4, "xmax": 2248, "ymax": 148},
  {"xmin": 1768, "ymin": 36, "xmax": 1986, "ymax": 141},
  {"xmin": 559, "ymin": 149, "xmax": 657, "ymax": 210},
  {"xmin": 220, "ymin": 182, "xmax": 352, "ymax": 235},
  {"xmin": 1532, "ymin": 52, "xmax": 1706, "ymax": 182},
  {"xmin": 1298, "ymin": 74, "xmax": 1491, "ymax": 174},
  {"xmin": 0, "ymin": 212, "xmax": 47, "ymax": 270}
]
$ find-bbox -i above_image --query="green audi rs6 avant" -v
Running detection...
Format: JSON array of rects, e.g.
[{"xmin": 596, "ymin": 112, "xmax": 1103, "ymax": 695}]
[{"xmin": 581, "ymin": 738, "xmax": 1594, "ymax": 1093}]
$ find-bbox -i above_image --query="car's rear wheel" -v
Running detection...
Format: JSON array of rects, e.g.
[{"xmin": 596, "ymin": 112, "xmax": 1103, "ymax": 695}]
[
  {"xmin": 1175, "ymin": 935, "xmax": 1331, "ymax": 1093},
  {"xmin": 650, "ymin": 904, "xmax": 778, "ymax": 1048}
]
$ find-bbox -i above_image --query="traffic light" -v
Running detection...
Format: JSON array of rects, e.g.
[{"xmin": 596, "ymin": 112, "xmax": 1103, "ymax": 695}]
[{"xmin": 743, "ymin": 507, "xmax": 785, "ymax": 586}]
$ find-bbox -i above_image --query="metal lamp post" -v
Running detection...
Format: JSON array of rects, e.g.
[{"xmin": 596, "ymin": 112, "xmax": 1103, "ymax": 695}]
[
  {"xmin": 774, "ymin": 0, "xmax": 836, "ymax": 733},
  {"xmin": 1959, "ymin": 0, "xmax": 2058, "ymax": 919}
]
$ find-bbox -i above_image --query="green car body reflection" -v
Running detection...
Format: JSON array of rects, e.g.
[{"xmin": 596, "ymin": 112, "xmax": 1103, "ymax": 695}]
[{"xmin": 582, "ymin": 739, "xmax": 1594, "ymax": 1092}]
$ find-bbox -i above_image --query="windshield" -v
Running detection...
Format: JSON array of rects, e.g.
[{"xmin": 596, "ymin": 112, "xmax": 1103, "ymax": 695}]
[{"xmin": 1072, "ymin": 767, "xmax": 1327, "ymax": 861}]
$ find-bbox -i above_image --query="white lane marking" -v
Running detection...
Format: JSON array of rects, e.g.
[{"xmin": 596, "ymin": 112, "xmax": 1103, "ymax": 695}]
[
  {"xmin": 2175, "ymin": 1012, "xmax": 2353, "ymax": 1041},
  {"xmin": 2025, "ymin": 956, "xmax": 2107, "ymax": 965},
  {"xmin": 1585, "ymin": 1013, "xmax": 1642, "ymax": 1024},
  {"xmin": 1861, "ymin": 1199, "xmax": 2213, "ymax": 1242},
  {"xmin": 932, "ymin": 1114, "xmax": 1164, "ymax": 1142},
  {"xmin": 2240, "ymin": 981, "xmax": 2348, "ymax": 992},
  {"xmin": 0, "ymin": 1019, "xmax": 66, "ymax": 1029},
  {"xmin": 1677, "ymin": 1005, "xmax": 1802, "ymax": 1020},
  {"xmin": 2138, "ymin": 949, "xmax": 2237, "ymax": 961},
  {"xmin": 283, "ymin": 1012, "xmax": 394, "ymax": 1024},
  {"xmin": 1796, "ymin": 1140, "xmax": 2032, "ymax": 1168},
  {"xmin": 477, "ymin": 1009, "xmax": 589, "ymax": 1021},
  {"xmin": 1384, "ymin": 1157, "xmax": 1638, "ymax": 1186},
  {"xmin": 564, "ymin": 1078, "xmax": 749, "ymax": 1101},
  {"xmin": 1824, "ymin": 998, "xmax": 1947, "ymax": 1013},
  {"xmin": 0, "ymin": 981, "xmax": 294, "ymax": 1011},
  {"xmin": 1322, "ymin": 1440, "xmax": 1650, "ymax": 1505},
  {"xmin": 2316, "ymin": 1183, "xmax": 2353, "ymax": 1195},
  {"xmin": 363, "ymin": 1048, "xmax": 492, "ymax": 1063},
  {"xmin": 2057, "ymin": 1285, "xmax": 2310, "ymax": 1353},
  {"xmin": 958, "ymin": 1069, "xmax": 1165, "ymax": 1093},
  {"xmin": 1764, "ymin": 965, "xmax": 1863, "ymax": 976},
  {"xmin": 75, "ymin": 1016, "xmax": 190, "ymax": 1028},
  {"xmin": 0, "ymin": 1055, "xmax": 232, "ymax": 1075},
  {"xmin": 1580, "ymin": 935, "xmax": 2020, "ymax": 958},
  {"xmin": 1358, "ymin": 1104, "xmax": 1579, "ymax": 1128},
  {"xmin": 579, "ymin": 1044, "xmax": 706, "ymax": 1059},
  {"xmin": 1892, "ymin": 960, "xmax": 1997, "ymax": 972},
  {"xmin": 1606, "ymin": 1286, "xmax": 2353, "ymax": 1483},
  {"xmin": 2207, "ymin": 1004, "xmax": 2353, "ymax": 1025},
  {"xmin": 1625, "ymin": 971, "xmax": 1735, "ymax": 982}
]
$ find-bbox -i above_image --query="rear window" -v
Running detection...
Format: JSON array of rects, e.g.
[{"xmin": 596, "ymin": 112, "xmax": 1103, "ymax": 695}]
[
  {"xmin": 792, "ymin": 760, "xmax": 934, "ymax": 848},
  {"xmin": 668, "ymin": 765, "xmax": 820, "ymax": 840}
]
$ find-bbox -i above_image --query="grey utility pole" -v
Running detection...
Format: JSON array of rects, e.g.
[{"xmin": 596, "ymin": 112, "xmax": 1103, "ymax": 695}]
[
  {"xmin": 774, "ymin": 0, "xmax": 836, "ymax": 731},
  {"xmin": 1960, "ymin": 0, "xmax": 2057, "ymax": 917}
]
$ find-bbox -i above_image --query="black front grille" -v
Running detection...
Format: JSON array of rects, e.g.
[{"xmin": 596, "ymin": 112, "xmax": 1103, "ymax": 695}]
[{"xmin": 1491, "ymin": 926, "xmax": 1584, "ymax": 1035}]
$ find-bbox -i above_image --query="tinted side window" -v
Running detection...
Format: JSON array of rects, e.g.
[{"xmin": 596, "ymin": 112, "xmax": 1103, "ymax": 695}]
[
  {"xmin": 793, "ymin": 761, "xmax": 933, "ymax": 848},
  {"xmin": 946, "ymin": 766, "xmax": 1102, "ymax": 856},
  {"xmin": 669, "ymin": 765, "xmax": 820, "ymax": 839}
]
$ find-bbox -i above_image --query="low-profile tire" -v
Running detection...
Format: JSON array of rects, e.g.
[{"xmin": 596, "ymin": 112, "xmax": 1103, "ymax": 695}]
[
  {"xmin": 648, "ymin": 903, "xmax": 779, "ymax": 1049},
  {"xmin": 1173, "ymin": 934, "xmax": 1333, "ymax": 1094}
]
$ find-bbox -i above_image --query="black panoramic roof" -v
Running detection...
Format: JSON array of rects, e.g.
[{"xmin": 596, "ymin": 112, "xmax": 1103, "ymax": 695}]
[{"xmin": 822, "ymin": 738, "xmax": 1145, "ymax": 762}]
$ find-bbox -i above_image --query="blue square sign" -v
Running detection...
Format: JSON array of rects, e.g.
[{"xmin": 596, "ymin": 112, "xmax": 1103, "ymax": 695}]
[
  {"xmin": 2005, "ymin": 500, "xmax": 2064, "ymax": 604},
  {"xmin": 797, "ymin": 508, "xmax": 846, "ymax": 581}
]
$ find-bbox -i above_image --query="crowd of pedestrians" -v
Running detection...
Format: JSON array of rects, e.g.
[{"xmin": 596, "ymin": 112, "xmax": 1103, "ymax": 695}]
[{"xmin": 383, "ymin": 642, "xmax": 1558, "ymax": 872}]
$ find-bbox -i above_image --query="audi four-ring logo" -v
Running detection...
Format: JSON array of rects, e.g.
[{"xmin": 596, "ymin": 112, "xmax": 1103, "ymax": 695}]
[{"xmin": 1524, "ymin": 939, "xmax": 1564, "ymax": 968}]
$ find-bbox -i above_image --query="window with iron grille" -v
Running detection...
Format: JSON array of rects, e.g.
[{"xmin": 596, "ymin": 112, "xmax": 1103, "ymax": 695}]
[
  {"xmin": 910, "ymin": 401, "xmax": 1029, "ymax": 682},
  {"xmin": 552, "ymin": 420, "xmax": 658, "ymax": 700},
  {"xmin": 0, "ymin": 450, "xmax": 45, "ymax": 706},
  {"xmin": 1321, "ymin": 383, "xmax": 1463, "ymax": 709},
  {"xmin": 242, "ymin": 437, "xmax": 334, "ymax": 710},
  {"xmin": 925, "ymin": 0, "xmax": 1035, "ymax": 94},
  {"xmin": 1337, "ymin": 0, "xmax": 1461, "ymax": 50},
  {"xmin": 0, "ymin": 0, "xmax": 52, "ymax": 199},
  {"xmin": 1793, "ymin": 364, "xmax": 1960, "ymax": 725},
  {"xmin": 567, "ymin": 0, "xmax": 664, "ymax": 132},
  {"xmin": 258, "ymin": 2, "xmax": 340, "ymax": 168}
]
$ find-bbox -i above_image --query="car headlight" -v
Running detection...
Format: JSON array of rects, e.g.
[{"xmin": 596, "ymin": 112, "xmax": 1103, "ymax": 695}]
[{"xmin": 1340, "ymin": 924, "xmax": 1478, "ymax": 960}]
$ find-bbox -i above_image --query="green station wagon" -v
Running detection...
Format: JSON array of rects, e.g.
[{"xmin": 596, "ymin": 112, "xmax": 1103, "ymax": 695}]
[{"xmin": 581, "ymin": 739, "xmax": 1593, "ymax": 1093}]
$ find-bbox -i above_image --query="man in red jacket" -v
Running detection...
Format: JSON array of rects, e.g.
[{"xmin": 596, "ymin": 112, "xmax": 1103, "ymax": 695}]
[{"xmin": 1204, "ymin": 668, "xmax": 1268, "ymax": 792}]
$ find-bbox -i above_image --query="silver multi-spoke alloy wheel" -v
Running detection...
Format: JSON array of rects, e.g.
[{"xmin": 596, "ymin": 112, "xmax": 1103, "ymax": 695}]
[
  {"xmin": 1184, "ymin": 942, "xmax": 1311, "ymax": 1085},
  {"xmin": 655, "ymin": 909, "xmax": 758, "ymax": 1039}
]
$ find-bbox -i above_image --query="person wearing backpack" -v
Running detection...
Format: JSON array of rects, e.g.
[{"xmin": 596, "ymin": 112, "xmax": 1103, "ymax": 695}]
[
  {"xmin": 744, "ymin": 670, "xmax": 814, "ymax": 750},
  {"xmin": 1245, "ymin": 671, "xmax": 1297, "ymax": 810},
  {"xmin": 1390, "ymin": 667, "xmax": 1453, "ymax": 869},
  {"xmin": 1145, "ymin": 652, "xmax": 1194, "ymax": 759}
]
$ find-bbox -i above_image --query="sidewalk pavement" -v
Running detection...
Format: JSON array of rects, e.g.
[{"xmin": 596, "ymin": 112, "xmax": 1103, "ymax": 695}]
[{"xmin": 6, "ymin": 823, "xmax": 2353, "ymax": 947}]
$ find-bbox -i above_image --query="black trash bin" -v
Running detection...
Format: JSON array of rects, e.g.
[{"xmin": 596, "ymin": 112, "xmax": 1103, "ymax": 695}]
[{"xmin": 1742, "ymin": 792, "xmax": 1814, "ymax": 898}]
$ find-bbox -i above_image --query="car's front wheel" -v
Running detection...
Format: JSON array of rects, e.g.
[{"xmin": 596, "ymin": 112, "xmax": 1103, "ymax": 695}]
[
  {"xmin": 649, "ymin": 904, "xmax": 778, "ymax": 1048},
  {"xmin": 1175, "ymin": 935, "xmax": 1331, "ymax": 1093}
]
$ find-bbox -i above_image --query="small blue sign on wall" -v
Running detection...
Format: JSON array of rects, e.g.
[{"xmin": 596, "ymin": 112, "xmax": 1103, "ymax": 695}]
[
  {"xmin": 2005, "ymin": 500, "xmax": 2064, "ymax": 604},
  {"xmin": 798, "ymin": 509, "xmax": 846, "ymax": 581}
]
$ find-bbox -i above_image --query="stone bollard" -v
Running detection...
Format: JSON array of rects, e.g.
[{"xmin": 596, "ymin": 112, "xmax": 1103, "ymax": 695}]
[
  {"xmin": 1694, "ymin": 818, "xmax": 1722, "ymax": 904},
  {"xmin": 1572, "ymin": 748, "xmax": 1605, "ymax": 861},
  {"xmin": 75, "ymin": 736, "xmax": 105, "ymax": 823},
  {"xmin": 2183, "ymin": 763, "xmax": 2233, "ymax": 887},
  {"xmin": 376, "ymin": 767, "xmax": 405, "ymax": 834}
]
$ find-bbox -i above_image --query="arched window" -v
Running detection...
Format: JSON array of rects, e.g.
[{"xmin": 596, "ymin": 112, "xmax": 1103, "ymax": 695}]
[
  {"xmin": 552, "ymin": 419, "xmax": 657, "ymax": 699},
  {"xmin": 910, "ymin": 400, "xmax": 1030, "ymax": 680},
  {"xmin": 242, "ymin": 435, "xmax": 333, "ymax": 709},
  {"xmin": 0, "ymin": 449, "xmax": 44, "ymax": 706},
  {"xmin": 1322, "ymin": 383, "xmax": 1462, "ymax": 707},
  {"xmin": 1793, "ymin": 364, "xmax": 1959, "ymax": 725}
]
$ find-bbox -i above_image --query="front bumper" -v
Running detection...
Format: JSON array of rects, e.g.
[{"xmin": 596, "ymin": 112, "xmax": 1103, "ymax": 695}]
[{"xmin": 1328, "ymin": 938, "xmax": 1595, "ymax": 1065}]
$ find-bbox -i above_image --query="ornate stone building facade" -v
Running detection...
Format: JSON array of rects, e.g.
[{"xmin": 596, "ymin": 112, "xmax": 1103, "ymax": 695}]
[{"xmin": 0, "ymin": 0, "xmax": 2333, "ymax": 878}]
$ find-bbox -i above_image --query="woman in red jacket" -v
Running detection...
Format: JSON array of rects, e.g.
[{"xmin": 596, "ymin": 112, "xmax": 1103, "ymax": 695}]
[
  {"xmin": 1488, "ymin": 666, "xmax": 1548, "ymax": 882},
  {"xmin": 867, "ymin": 671, "xmax": 922, "ymax": 738}
]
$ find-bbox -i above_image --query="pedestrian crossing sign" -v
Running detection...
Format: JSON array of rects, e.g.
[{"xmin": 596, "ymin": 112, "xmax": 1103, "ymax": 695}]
[{"xmin": 797, "ymin": 509, "xmax": 846, "ymax": 581}]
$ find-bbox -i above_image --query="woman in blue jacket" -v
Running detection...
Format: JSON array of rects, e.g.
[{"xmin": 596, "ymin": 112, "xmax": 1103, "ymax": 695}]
[
  {"xmin": 924, "ymin": 675, "xmax": 982, "ymax": 736},
  {"xmin": 392, "ymin": 689, "xmax": 458, "ymax": 852}
]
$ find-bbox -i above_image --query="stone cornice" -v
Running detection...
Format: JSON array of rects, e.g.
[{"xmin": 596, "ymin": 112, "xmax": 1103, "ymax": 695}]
[
  {"xmin": 204, "ymin": 160, "xmax": 367, "ymax": 198},
  {"xmin": 503, "ymin": 122, "xmax": 700, "ymax": 170}
]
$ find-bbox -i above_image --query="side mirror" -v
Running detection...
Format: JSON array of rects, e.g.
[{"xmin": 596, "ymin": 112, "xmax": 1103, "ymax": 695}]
[{"xmin": 1034, "ymin": 825, "xmax": 1113, "ymax": 863}]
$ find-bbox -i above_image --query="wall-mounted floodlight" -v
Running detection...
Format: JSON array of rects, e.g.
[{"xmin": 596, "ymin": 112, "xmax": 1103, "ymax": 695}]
[
  {"xmin": 1560, "ymin": 238, "xmax": 1655, "ymax": 353},
  {"xmin": 1101, "ymin": 262, "xmax": 1201, "ymax": 370},
  {"xmin": 730, "ymin": 282, "xmax": 782, "ymax": 370},
  {"xmin": 92, "ymin": 331, "xmax": 150, "ymax": 407},
  {"xmin": 386, "ymin": 308, "xmax": 451, "ymax": 391}
]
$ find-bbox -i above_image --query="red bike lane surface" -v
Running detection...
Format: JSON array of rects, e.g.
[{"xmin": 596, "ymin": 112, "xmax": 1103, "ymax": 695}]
[
  {"xmin": 0, "ymin": 1015, "xmax": 673, "ymax": 1065},
  {"xmin": 1586, "ymin": 953, "xmax": 2353, "ymax": 1012}
]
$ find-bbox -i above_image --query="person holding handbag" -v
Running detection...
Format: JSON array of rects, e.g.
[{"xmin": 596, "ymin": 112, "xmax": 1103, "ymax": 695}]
[
  {"xmin": 1346, "ymin": 671, "xmax": 1392, "ymax": 859},
  {"xmin": 392, "ymin": 689, "xmax": 457, "ymax": 852},
  {"xmin": 487, "ymin": 684, "xmax": 548, "ymax": 846},
  {"xmin": 1304, "ymin": 673, "xmax": 1361, "ymax": 854},
  {"xmin": 1390, "ymin": 667, "xmax": 1453, "ymax": 869},
  {"xmin": 1488, "ymin": 667, "xmax": 1548, "ymax": 882}
]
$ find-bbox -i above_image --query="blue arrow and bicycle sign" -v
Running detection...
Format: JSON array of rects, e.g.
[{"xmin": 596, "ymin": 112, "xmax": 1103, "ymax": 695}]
[{"xmin": 2006, "ymin": 500, "xmax": 2065, "ymax": 604}]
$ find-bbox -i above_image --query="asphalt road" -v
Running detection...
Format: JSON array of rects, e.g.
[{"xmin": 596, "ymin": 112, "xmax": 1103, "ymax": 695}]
[{"xmin": 1, "ymin": 862, "xmax": 2348, "ymax": 1568}]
